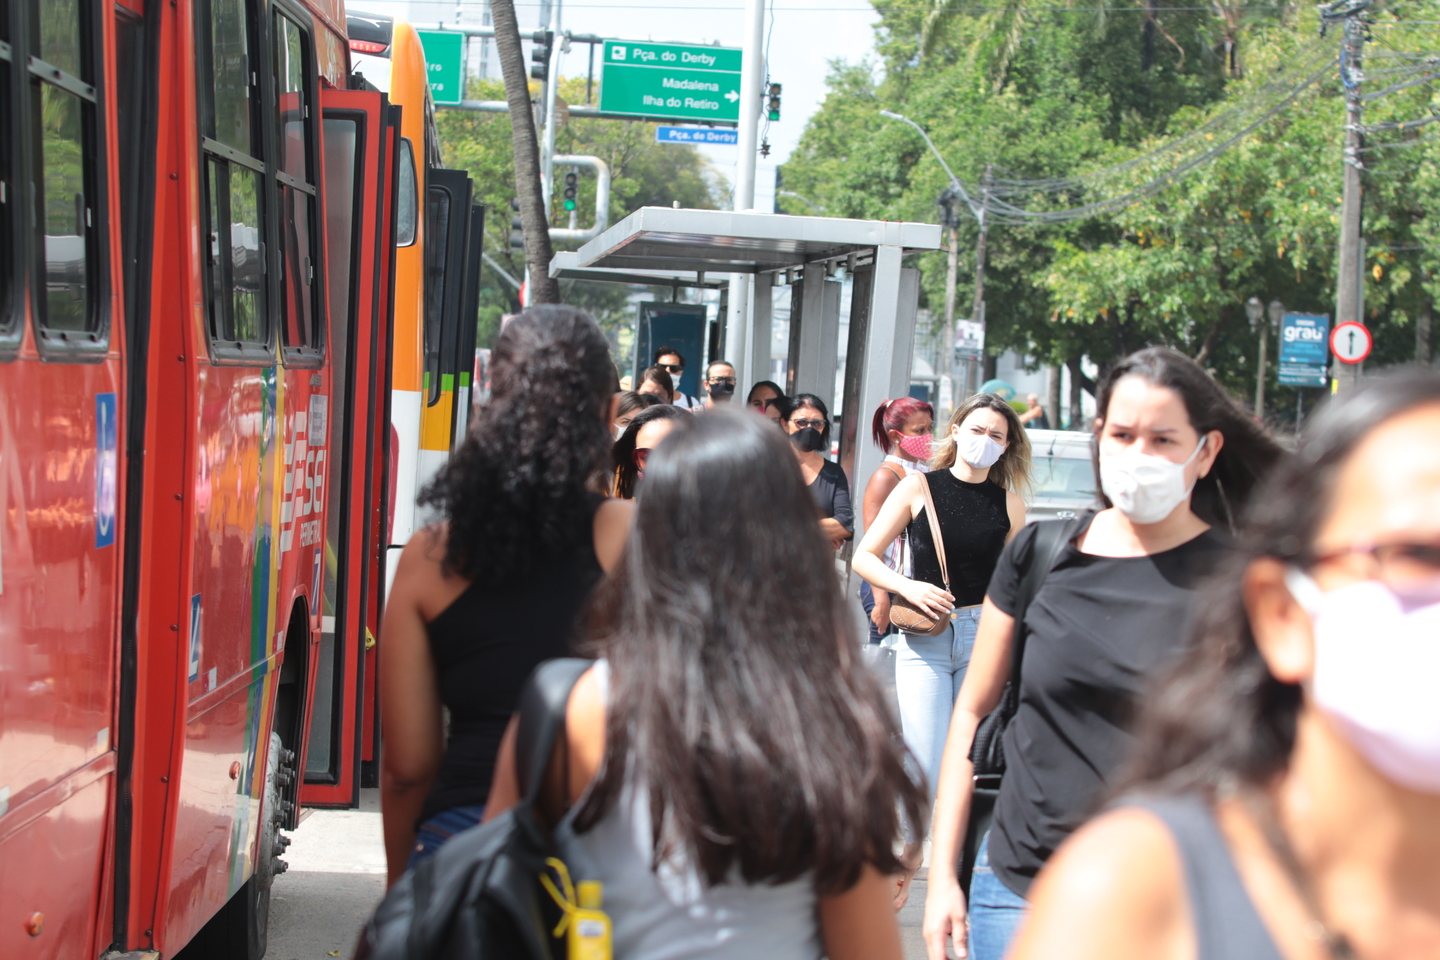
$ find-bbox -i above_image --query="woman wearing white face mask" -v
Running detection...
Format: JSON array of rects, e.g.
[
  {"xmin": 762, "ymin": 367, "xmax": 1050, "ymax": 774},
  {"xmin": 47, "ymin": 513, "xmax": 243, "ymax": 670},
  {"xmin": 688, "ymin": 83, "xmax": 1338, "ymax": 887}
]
[
  {"xmin": 1010, "ymin": 368, "xmax": 1440, "ymax": 960},
  {"xmin": 921, "ymin": 348, "xmax": 1282, "ymax": 960},
  {"xmin": 855, "ymin": 394, "xmax": 1032, "ymax": 900}
]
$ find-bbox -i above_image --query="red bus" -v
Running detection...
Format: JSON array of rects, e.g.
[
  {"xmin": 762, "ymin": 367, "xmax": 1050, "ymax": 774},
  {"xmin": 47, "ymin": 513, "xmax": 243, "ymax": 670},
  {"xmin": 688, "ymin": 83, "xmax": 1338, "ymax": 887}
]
[{"xmin": 0, "ymin": 2, "xmax": 483, "ymax": 957}]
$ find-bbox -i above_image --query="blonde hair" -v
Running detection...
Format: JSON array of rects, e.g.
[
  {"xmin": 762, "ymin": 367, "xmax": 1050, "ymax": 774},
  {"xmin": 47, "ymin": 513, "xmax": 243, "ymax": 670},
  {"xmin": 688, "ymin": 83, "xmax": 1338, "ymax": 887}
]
[{"xmin": 931, "ymin": 393, "xmax": 1033, "ymax": 498}]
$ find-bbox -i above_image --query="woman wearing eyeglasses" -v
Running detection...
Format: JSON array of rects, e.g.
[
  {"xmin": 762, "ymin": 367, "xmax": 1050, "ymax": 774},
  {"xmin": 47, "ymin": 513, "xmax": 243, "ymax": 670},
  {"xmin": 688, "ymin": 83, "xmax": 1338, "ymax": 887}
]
[
  {"xmin": 783, "ymin": 393, "xmax": 852, "ymax": 551},
  {"xmin": 612, "ymin": 404, "xmax": 687, "ymax": 499}
]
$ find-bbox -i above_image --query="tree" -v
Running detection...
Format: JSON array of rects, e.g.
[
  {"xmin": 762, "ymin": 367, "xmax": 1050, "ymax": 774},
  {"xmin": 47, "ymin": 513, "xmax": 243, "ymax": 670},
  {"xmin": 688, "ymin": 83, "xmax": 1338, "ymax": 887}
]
[{"xmin": 489, "ymin": 0, "xmax": 558, "ymax": 304}]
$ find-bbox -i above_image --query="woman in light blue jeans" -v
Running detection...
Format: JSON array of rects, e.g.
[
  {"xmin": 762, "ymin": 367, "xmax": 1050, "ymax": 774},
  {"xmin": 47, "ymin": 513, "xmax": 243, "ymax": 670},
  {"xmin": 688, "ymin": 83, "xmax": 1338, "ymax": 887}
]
[{"xmin": 895, "ymin": 608, "xmax": 982, "ymax": 797}]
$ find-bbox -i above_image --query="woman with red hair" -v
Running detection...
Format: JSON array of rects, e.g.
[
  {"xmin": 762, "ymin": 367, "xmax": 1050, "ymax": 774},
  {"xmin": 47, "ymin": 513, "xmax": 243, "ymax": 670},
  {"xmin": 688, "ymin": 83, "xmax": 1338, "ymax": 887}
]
[{"xmin": 859, "ymin": 397, "xmax": 936, "ymax": 644}]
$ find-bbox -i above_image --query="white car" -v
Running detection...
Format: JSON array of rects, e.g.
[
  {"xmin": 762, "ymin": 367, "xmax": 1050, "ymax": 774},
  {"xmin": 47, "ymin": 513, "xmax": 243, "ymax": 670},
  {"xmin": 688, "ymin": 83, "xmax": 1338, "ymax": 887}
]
[{"xmin": 1024, "ymin": 429, "xmax": 1099, "ymax": 523}]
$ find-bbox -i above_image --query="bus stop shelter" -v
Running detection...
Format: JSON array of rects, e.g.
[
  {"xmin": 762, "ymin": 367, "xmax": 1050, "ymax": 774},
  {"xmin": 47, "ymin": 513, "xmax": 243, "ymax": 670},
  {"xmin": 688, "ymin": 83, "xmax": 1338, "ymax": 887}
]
[{"xmin": 551, "ymin": 206, "xmax": 942, "ymax": 550}]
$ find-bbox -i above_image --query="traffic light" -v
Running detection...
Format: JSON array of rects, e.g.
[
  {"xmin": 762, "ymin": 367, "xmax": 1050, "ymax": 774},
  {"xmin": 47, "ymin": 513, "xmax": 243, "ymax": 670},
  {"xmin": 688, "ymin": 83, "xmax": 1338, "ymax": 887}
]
[
  {"xmin": 562, "ymin": 171, "xmax": 578, "ymax": 212},
  {"xmin": 509, "ymin": 197, "xmax": 525, "ymax": 249},
  {"xmin": 530, "ymin": 30, "xmax": 553, "ymax": 82},
  {"xmin": 767, "ymin": 82, "xmax": 782, "ymax": 121}
]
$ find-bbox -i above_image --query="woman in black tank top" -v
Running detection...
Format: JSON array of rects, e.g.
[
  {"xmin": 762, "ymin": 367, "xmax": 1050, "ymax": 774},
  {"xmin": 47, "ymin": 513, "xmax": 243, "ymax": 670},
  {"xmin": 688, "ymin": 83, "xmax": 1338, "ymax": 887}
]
[
  {"xmin": 377, "ymin": 307, "xmax": 634, "ymax": 886},
  {"xmin": 854, "ymin": 394, "xmax": 1031, "ymax": 903}
]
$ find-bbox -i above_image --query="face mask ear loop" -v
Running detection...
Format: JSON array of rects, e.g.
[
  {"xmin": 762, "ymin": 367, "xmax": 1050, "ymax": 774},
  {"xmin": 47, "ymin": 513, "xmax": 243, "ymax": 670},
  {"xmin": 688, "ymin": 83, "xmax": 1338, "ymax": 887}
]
[{"xmin": 1283, "ymin": 566, "xmax": 1324, "ymax": 615}]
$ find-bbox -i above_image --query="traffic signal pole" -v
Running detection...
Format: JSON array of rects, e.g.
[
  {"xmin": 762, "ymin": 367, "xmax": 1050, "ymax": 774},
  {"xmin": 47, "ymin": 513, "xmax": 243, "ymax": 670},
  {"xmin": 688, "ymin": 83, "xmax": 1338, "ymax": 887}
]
[
  {"xmin": 724, "ymin": 0, "xmax": 766, "ymax": 381},
  {"xmin": 540, "ymin": 0, "xmax": 562, "ymax": 219}
]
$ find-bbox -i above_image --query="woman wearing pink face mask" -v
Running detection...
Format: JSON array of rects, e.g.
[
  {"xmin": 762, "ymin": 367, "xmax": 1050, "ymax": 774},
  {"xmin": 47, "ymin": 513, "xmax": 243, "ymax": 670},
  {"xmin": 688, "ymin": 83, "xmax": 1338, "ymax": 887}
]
[{"xmin": 859, "ymin": 397, "xmax": 936, "ymax": 647}]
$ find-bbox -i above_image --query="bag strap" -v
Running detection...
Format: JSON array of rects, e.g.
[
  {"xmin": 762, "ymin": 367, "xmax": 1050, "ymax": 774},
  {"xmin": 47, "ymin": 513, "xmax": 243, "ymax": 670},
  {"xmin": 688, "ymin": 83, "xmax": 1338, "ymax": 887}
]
[
  {"xmin": 514, "ymin": 658, "xmax": 593, "ymax": 804},
  {"xmin": 1000, "ymin": 516, "xmax": 1079, "ymax": 716},
  {"xmin": 918, "ymin": 473, "xmax": 949, "ymax": 592}
]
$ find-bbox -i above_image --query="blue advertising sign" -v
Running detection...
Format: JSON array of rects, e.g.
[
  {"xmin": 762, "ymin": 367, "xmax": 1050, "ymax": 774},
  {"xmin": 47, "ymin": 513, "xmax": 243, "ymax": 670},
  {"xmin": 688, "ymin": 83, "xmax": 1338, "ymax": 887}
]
[
  {"xmin": 1278, "ymin": 313, "xmax": 1329, "ymax": 387},
  {"xmin": 656, "ymin": 125, "xmax": 739, "ymax": 145},
  {"xmin": 96, "ymin": 393, "xmax": 117, "ymax": 547}
]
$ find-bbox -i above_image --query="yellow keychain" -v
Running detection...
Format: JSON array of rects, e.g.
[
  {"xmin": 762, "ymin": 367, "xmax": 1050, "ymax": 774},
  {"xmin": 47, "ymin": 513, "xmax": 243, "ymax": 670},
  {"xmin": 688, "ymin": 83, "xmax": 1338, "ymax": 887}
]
[{"xmin": 541, "ymin": 859, "xmax": 613, "ymax": 960}]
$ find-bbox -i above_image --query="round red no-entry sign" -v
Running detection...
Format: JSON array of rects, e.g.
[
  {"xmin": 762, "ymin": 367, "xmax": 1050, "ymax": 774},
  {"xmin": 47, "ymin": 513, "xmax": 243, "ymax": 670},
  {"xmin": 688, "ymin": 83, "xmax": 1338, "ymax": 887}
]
[{"xmin": 1330, "ymin": 321, "xmax": 1373, "ymax": 364}]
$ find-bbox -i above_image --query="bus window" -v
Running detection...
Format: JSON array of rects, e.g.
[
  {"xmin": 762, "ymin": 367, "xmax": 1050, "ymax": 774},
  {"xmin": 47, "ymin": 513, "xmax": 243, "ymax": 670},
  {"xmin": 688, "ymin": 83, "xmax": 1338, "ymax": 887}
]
[
  {"xmin": 395, "ymin": 137, "xmax": 417, "ymax": 246},
  {"xmin": 197, "ymin": 0, "xmax": 269, "ymax": 351},
  {"xmin": 423, "ymin": 183, "xmax": 450, "ymax": 405},
  {"xmin": 275, "ymin": 11, "xmax": 320, "ymax": 356},
  {"xmin": 29, "ymin": 0, "xmax": 103, "ymax": 344}
]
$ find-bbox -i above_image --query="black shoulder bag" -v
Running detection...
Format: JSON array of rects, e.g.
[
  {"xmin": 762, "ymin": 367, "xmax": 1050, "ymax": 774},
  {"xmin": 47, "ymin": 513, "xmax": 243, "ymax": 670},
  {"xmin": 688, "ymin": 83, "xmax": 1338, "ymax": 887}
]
[
  {"xmin": 354, "ymin": 657, "xmax": 591, "ymax": 960},
  {"xmin": 959, "ymin": 517, "xmax": 1077, "ymax": 893}
]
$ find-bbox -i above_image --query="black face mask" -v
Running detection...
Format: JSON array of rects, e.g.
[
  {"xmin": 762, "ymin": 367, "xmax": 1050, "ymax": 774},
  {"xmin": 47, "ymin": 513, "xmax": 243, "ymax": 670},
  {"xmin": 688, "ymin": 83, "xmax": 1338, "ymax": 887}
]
[
  {"xmin": 790, "ymin": 427, "xmax": 826, "ymax": 452},
  {"xmin": 708, "ymin": 380, "xmax": 735, "ymax": 400}
]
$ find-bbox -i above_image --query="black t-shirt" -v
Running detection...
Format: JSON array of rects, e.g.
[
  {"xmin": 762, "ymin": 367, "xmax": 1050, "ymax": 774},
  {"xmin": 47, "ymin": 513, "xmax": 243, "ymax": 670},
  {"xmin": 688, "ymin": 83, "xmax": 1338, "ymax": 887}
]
[
  {"xmin": 985, "ymin": 515, "xmax": 1229, "ymax": 897},
  {"xmin": 808, "ymin": 459, "xmax": 854, "ymax": 532}
]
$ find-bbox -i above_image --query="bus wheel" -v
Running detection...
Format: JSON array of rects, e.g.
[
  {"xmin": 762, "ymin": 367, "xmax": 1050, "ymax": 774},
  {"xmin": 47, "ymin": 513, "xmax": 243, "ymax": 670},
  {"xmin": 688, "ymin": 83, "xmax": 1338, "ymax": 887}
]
[{"xmin": 175, "ymin": 732, "xmax": 294, "ymax": 960}]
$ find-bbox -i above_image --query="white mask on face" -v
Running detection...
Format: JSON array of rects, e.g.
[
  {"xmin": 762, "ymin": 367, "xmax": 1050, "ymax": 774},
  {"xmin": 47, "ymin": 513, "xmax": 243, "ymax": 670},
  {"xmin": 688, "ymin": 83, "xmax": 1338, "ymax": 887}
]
[
  {"xmin": 1286, "ymin": 569, "xmax": 1440, "ymax": 793},
  {"xmin": 956, "ymin": 430, "xmax": 1006, "ymax": 470},
  {"xmin": 1099, "ymin": 436, "xmax": 1206, "ymax": 524}
]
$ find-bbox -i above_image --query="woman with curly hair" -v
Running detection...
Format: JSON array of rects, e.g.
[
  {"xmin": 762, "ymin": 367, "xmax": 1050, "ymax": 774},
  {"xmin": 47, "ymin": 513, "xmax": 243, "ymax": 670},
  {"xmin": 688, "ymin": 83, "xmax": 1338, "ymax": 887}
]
[{"xmin": 377, "ymin": 306, "xmax": 633, "ymax": 885}]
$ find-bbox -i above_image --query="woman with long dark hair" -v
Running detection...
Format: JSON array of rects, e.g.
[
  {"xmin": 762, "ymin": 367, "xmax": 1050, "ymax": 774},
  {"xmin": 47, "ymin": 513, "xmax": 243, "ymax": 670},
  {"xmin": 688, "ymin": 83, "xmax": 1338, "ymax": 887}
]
[
  {"xmin": 613, "ymin": 389, "xmax": 661, "ymax": 437},
  {"xmin": 858, "ymin": 396, "xmax": 936, "ymax": 646},
  {"xmin": 783, "ymin": 392, "xmax": 852, "ymax": 550},
  {"xmin": 855, "ymin": 393, "xmax": 1031, "ymax": 810},
  {"xmin": 921, "ymin": 347, "xmax": 1284, "ymax": 960},
  {"xmin": 1010, "ymin": 369, "xmax": 1440, "ymax": 960},
  {"xmin": 485, "ymin": 410, "xmax": 929, "ymax": 959},
  {"xmin": 611, "ymin": 404, "xmax": 687, "ymax": 499},
  {"xmin": 747, "ymin": 379, "xmax": 787, "ymax": 426},
  {"xmin": 377, "ymin": 306, "xmax": 633, "ymax": 886}
]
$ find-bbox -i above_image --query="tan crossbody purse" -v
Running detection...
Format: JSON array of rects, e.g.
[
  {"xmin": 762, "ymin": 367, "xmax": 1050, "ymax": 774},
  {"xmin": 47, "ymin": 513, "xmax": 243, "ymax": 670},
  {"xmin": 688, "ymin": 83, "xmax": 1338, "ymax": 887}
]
[{"xmin": 888, "ymin": 473, "xmax": 954, "ymax": 637}]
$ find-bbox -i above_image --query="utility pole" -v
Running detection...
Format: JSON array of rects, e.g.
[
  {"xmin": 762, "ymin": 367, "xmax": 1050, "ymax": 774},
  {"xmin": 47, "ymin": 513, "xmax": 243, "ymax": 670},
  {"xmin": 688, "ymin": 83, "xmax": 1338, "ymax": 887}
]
[
  {"xmin": 970, "ymin": 166, "xmax": 992, "ymax": 388},
  {"xmin": 724, "ymin": 0, "xmax": 766, "ymax": 380},
  {"xmin": 940, "ymin": 188, "xmax": 960, "ymax": 420},
  {"xmin": 1328, "ymin": 0, "xmax": 1369, "ymax": 393},
  {"xmin": 540, "ymin": 0, "xmax": 562, "ymax": 217}
]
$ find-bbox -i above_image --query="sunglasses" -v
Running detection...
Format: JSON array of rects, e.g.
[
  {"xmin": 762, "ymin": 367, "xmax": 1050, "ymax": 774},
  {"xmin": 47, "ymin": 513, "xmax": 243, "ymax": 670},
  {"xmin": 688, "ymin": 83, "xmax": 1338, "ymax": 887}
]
[
  {"xmin": 790, "ymin": 418, "xmax": 826, "ymax": 430},
  {"xmin": 661, "ymin": 363, "xmax": 684, "ymax": 374},
  {"xmin": 633, "ymin": 447, "xmax": 653, "ymax": 470}
]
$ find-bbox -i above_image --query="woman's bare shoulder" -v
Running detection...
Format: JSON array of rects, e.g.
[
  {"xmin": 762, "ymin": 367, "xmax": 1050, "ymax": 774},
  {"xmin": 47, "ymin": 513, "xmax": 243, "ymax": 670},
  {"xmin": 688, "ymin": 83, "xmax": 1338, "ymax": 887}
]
[{"xmin": 1011, "ymin": 806, "xmax": 1190, "ymax": 960}]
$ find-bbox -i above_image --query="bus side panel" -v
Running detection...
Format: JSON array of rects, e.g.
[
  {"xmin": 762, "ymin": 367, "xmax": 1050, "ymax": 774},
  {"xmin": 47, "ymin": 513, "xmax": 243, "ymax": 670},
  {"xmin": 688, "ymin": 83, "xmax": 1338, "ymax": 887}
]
[{"xmin": 0, "ymin": 768, "xmax": 113, "ymax": 960}]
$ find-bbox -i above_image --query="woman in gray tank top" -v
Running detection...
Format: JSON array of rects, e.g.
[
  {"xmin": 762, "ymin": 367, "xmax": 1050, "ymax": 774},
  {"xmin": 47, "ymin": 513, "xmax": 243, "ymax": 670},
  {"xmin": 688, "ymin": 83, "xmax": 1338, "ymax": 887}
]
[
  {"xmin": 1009, "ymin": 369, "xmax": 1440, "ymax": 960},
  {"xmin": 484, "ymin": 409, "xmax": 929, "ymax": 960}
]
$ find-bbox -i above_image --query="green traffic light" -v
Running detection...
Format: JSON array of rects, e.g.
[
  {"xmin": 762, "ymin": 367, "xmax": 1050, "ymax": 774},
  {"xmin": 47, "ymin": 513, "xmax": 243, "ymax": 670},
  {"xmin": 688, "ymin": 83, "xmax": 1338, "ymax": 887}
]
[
  {"xmin": 768, "ymin": 110, "xmax": 780, "ymax": 121},
  {"xmin": 563, "ymin": 199, "xmax": 577, "ymax": 211}
]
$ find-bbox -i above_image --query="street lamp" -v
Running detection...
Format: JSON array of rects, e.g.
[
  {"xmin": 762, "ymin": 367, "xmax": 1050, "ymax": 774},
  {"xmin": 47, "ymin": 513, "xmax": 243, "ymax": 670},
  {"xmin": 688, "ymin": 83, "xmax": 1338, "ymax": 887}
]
[{"xmin": 1246, "ymin": 296, "xmax": 1270, "ymax": 420}]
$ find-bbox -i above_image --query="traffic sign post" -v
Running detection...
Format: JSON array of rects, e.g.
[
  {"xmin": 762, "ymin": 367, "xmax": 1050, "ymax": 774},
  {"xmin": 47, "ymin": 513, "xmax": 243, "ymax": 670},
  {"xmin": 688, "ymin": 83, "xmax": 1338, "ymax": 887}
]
[
  {"xmin": 1277, "ymin": 313, "xmax": 1329, "ymax": 387},
  {"xmin": 1330, "ymin": 321, "xmax": 1373, "ymax": 365},
  {"xmin": 417, "ymin": 30, "xmax": 464, "ymax": 105},
  {"xmin": 600, "ymin": 40, "xmax": 742, "ymax": 124}
]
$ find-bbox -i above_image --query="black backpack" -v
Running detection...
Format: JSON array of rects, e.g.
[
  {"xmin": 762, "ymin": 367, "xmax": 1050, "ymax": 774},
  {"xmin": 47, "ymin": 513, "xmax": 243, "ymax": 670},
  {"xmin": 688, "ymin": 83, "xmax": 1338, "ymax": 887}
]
[{"xmin": 354, "ymin": 658, "xmax": 591, "ymax": 960}]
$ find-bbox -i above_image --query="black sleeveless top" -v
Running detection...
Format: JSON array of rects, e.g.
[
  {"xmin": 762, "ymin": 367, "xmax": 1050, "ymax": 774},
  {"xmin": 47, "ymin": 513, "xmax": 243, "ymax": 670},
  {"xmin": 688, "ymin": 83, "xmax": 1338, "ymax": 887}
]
[
  {"xmin": 906, "ymin": 471, "xmax": 1010, "ymax": 607},
  {"xmin": 419, "ymin": 500, "xmax": 605, "ymax": 822}
]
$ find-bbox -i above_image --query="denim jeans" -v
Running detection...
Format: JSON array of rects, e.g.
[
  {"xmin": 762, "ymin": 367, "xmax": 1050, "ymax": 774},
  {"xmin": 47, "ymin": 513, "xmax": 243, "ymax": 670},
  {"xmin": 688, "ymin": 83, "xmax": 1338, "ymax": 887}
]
[
  {"xmin": 859, "ymin": 580, "xmax": 893, "ymax": 645},
  {"xmin": 406, "ymin": 803, "xmax": 487, "ymax": 871},
  {"xmin": 895, "ymin": 607, "xmax": 981, "ymax": 799},
  {"xmin": 969, "ymin": 832, "xmax": 1029, "ymax": 960}
]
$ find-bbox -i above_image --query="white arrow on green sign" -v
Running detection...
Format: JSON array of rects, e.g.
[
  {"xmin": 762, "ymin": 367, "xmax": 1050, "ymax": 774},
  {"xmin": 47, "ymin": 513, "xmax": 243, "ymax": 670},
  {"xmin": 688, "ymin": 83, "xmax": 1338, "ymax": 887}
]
[
  {"xmin": 599, "ymin": 40, "xmax": 742, "ymax": 123},
  {"xmin": 417, "ymin": 30, "xmax": 464, "ymax": 105}
]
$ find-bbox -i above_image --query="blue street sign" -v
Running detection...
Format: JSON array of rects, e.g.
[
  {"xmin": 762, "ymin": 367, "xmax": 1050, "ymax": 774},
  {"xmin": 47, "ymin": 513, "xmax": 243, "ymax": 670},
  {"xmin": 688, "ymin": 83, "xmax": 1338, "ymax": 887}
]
[
  {"xmin": 655, "ymin": 125, "xmax": 739, "ymax": 145},
  {"xmin": 1278, "ymin": 313, "xmax": 1330, "ymax": 387}
]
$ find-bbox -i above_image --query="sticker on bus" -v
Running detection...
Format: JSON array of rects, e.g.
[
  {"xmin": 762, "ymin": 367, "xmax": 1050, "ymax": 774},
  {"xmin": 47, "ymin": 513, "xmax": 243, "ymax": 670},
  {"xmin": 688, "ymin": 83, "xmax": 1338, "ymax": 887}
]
[
  {"xmin": 189, "ymin": 594, "xmax": 203, "ymax": 682},
  {"xmin": 97, "ymin": 393, "xmax": 118, "ymax": 548}
]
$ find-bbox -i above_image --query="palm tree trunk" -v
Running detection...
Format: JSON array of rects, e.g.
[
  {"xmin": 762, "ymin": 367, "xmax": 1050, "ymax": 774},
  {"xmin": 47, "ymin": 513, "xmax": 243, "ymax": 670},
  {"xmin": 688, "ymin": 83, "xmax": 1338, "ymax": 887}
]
[{"xmin": 489, "ymin": 0, "xmax": 560, "ymax": 304}]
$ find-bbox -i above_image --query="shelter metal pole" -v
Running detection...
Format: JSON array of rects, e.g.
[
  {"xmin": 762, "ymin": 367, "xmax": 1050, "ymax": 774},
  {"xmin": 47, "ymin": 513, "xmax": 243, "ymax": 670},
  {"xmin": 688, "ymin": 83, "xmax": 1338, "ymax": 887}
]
[
  {"xmin": 851, "ymin": 246, "xmax": 905, "ymax": 561},
  {"xmin": 749, "ymin": 273, "xmax": 774, "ymax": 390}
]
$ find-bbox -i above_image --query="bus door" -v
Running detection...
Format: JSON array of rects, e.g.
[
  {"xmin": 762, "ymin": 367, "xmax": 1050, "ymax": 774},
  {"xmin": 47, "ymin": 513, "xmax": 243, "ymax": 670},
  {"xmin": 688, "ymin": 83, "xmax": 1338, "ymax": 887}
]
[
  {"xmin": 300, "ymin": 87, "xmax": 396, "ymax": 807},
  {"xmin": 416, "ymin": 169, "xmax": 472, "ymax": 495},
  {"xmin": 452, "ymin": 204, "xmax": 486, "ymax": 445}
]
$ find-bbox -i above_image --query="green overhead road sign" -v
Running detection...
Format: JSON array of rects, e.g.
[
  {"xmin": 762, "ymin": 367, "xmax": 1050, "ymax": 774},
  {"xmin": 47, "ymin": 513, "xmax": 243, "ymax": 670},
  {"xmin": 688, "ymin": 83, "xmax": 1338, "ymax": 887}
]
[
  {"xmin": 417, "ymin": 30, "xmax": 464, "ymax": 105},
  {"xmin": 599, "ymin": 40, "xmax": 742, "ymax": 124}
]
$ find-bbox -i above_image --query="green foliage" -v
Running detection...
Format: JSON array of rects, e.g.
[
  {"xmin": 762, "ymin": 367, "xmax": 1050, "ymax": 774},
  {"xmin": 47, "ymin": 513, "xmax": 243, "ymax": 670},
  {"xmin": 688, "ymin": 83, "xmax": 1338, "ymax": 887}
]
[
  {"xmin": 783, "ymin": 0, "xmax": 1440, "ymax": 426},
  {"xmin": 434, "ymin": 77, "xmax": 723, "ymax": 350}
]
